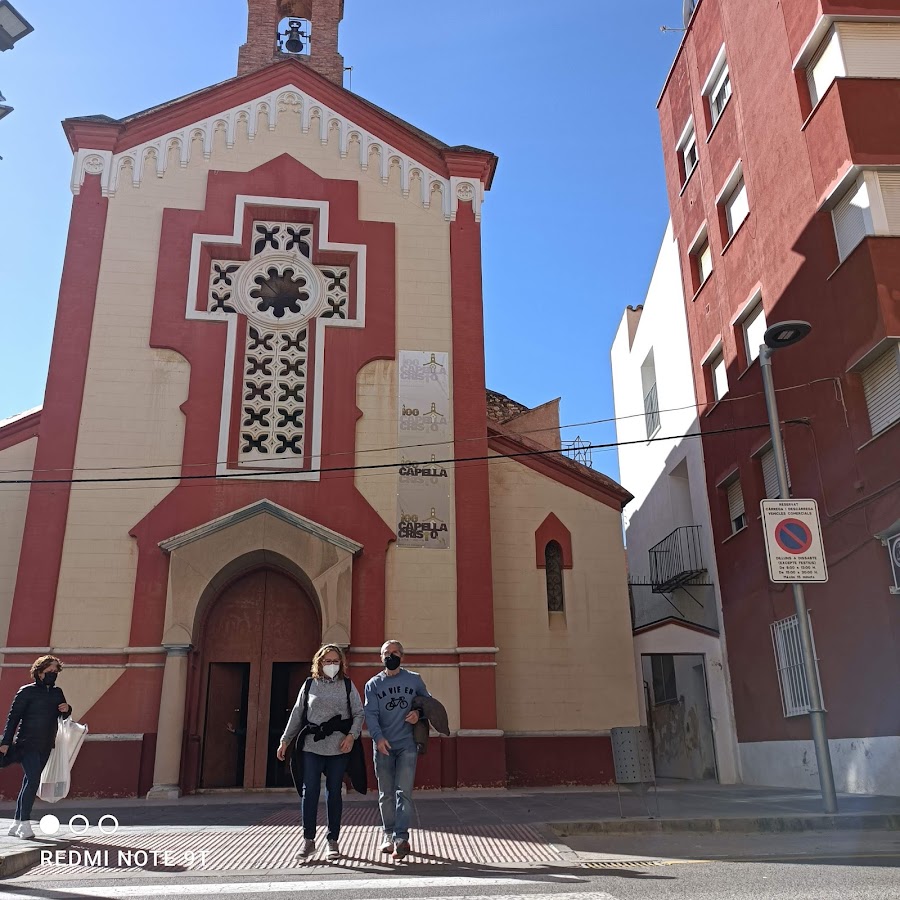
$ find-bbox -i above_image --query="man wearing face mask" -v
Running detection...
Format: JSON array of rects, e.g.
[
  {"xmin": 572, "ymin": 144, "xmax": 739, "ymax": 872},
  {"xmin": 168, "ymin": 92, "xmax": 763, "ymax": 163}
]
[
  {"xmin": 364, "ymin": 640, "xmax": 430, "ymax": 860},
  {"xmin": 0, "ymin": 656, "xmax": 71, "ymax": 839}
]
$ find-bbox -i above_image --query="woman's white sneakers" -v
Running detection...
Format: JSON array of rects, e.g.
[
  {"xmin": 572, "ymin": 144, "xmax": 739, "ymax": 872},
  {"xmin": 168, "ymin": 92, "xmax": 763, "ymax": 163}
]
[
  {"xmin": 6, "ymin": 820, "xmax": 21, "ymax": 837},
  {"xmin": 326, "ymin": 840, "xmax": 341, "ymax": 860},
  {"xmin": 296, "ymin": 839, "xmax": 316, "ymax": 860},
  {"xmin": 380, "ymin": 837, "xmax": 394, "ymax": 854}
]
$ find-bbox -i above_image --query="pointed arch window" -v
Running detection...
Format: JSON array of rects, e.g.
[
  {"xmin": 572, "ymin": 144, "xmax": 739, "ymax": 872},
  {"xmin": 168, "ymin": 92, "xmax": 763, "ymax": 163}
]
[{"xmin": 545, "ymin": 541, "xmax": 565, "ymax": 612}]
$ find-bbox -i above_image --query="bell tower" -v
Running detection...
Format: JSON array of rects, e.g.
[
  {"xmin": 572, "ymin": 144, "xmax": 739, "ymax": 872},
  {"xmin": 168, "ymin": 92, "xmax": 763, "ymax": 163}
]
[{"xmin": 238, "ymin": 0, "xmax": 345, "ymax": 86}]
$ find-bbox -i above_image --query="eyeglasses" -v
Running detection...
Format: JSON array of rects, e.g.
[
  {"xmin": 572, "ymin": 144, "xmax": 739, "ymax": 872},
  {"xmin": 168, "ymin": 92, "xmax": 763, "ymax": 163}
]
[{"xmin": 322, "ymin": 659, "xmax": 341, "ymax": 665}]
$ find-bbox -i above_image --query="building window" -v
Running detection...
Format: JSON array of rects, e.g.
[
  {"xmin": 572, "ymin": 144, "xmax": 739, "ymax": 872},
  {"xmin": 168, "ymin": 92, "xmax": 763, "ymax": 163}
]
[
  {"xmin": 677, "ymin": 118, "xmax": 698, "ymax": 186},
  {"xmin": 545, "ymin": 541, "xmax": 565, "ymax": 612},
  {"xmin": 807, "ymin": 23, "xmax": 900, "ymax": 109},
  {"xmin": 641, "ymin": 350, "xmax": 660, "ymax": 439},
  {"xmin": 832, "ymin": 171, "xmax": 900, "ymax": 263},
  {"xmin": 704, "ymin": 51, "xmax": 733, "ymax": 127},
  {"xmin": 806, "ymin": 27, "xmax": 845, "ymax": 108},
  {"xmin": 689, "ymin": 228, "xmax": 712, "ymax": 292},
  {"xmin": 742, "ymin": 300, "xmax": 767, "ymax": 365},
  {"xmin": 860, "ymin": 341, "xmax": 900, "ymax": 437},
  {"xmin": 710, "ymin": 351, "xmax": 728, "ymax": 402},
  {"xmin": 771, "ymin": 613, "xmax": 823, "ymax": 717},
  {"xmin": 725, "ymin": 475, "xmax": 746, "ymax": 534},
  {"xmin": 761, "ymin": 443, "xmax": 792, "ymax": 499},
  {"xmin": 723, "ymin": 171, "xmax": 749, "ymax": 239},
  {"xmin": 651, "ymin": 654, "xmax": 678, "ymax": 705}
]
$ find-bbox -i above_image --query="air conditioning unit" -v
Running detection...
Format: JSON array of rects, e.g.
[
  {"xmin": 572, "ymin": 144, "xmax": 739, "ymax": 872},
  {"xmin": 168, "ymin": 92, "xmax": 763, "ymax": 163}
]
[{"xmin": 888, "ymin": 532, "xmax": 900, "ymax": 596}]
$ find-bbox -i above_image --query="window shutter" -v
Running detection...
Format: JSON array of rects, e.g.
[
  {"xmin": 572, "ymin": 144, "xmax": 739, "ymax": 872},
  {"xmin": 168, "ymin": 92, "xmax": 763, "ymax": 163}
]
[
  {"xmin": 727, "ymin": 478, "xmax": 744, "ymax": 528},
  {"xmin": 712, "ymin": 355, "xmax": 728, "ymax": 401},
  {"xmin": 761, "ymin": 445, "xmax": 791, "ymax": 499},
  {"xmin": 726, "ymin": 179, "xmax": 749, "ymax": 236},
  {"xmin": 832, "ymin": 177, "xmax": 873, "ymax": 261},
  {"xmin": 861, "ymin": 343, "xmax": 900, "ymax": 436},
  {"xmin": 744, "ymin": 303, "xmax": 767, "ymax": 363},
  {"xmin": 699, "ymin": 242, "xmax": 712, "ymax": 282},
  {"xmin": 877, "ymin": 172, "xmax": 900, "ymax": 233},
  {"xmin": 807, "ymin": 29, "xmax": 845, "ymax": 106},
  {"xmin": 838, "ymin": 24, "xmax": 900, "ymax": 79}
]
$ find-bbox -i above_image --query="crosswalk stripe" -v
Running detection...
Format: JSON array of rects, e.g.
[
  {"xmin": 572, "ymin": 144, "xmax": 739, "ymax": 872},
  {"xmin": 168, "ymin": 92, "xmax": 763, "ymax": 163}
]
[{"xmin": 15, "ymin": 876, "xmax": 605, "ymax": 899}]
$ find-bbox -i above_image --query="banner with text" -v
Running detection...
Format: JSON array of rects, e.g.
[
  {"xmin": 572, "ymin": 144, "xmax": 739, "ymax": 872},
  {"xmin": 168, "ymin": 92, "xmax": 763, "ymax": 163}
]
[{"xmin": 397, "ymin": 350, "xmax": 452, "ymax": 549}]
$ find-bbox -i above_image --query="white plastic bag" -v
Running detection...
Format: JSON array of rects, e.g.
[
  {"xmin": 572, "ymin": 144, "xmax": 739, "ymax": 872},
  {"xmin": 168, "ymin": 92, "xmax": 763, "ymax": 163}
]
[{"xmin": 38, "ymin": 718, "xmax": 88, "ymax": 803}]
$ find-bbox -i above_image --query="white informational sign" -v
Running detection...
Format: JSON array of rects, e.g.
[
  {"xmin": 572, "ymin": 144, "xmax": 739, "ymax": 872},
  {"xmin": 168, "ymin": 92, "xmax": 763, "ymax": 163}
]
[{"xmin": 761, "ymin": 499, "xmax": 828, "ymax": 583}]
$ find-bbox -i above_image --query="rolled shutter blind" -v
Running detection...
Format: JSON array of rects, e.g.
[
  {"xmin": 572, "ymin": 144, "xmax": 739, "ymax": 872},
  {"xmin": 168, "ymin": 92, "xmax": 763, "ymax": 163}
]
[
  {"xmin": 838, "ymin": 24, "xmax": 900, "ymax": 79},
  {"xmin": 861, "ymin": 343, "xmax": 900, "ymax": 435},
  {"xmin": 727, "ymin": 478, "xmax": 745, "ymax": 525},
  {"xmin": 877, "ymin": 172, "xmax": 900, "ymax": 233},
  {"xmin": 832, "ymin": 177, "xmax": 873, "ymax": 261}
]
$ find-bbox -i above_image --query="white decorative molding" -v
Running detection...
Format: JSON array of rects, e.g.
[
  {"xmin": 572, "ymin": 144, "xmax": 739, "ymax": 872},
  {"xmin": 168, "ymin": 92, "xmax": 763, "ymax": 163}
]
[
  {"xmin": 159, "ymin": 498, "xmax": 364, "ymax": 555},
  {"xmin": 185, "ymin": 196, "xmax": 367, "ymax": 482},
  {"xmin": 450, "ymin": 176, "xmax": 484, "ymax": 222},
  {"xmin": 71, "ymin": 149, "xmax": 113, "ymax": 196},
  {"xmin": 69, "ymin": 84, "xmax": 476, "ymax": 221}
]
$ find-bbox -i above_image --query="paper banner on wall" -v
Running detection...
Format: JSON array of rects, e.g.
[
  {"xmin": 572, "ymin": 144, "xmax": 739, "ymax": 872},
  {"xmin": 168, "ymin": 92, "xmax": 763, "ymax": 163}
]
[{"xmin": 397, "ymin": 350, "xmax": 452, "ymax": 549}]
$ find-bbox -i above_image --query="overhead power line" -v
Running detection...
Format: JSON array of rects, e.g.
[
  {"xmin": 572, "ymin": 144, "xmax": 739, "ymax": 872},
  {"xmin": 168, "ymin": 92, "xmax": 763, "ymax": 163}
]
[{"xmin": 0, "ymin": 422, "xmax": 780, "ymax": 489}]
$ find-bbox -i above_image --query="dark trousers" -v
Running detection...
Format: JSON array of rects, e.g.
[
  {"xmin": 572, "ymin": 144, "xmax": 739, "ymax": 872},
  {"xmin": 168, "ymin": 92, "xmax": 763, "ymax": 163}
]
[
  {"xmin": 15, "ymin": 747, "xmax": 51, "ymax": 821},
  {"xmin": 301, "ymin": 751, "xmax": 348, "ymax": 841}
]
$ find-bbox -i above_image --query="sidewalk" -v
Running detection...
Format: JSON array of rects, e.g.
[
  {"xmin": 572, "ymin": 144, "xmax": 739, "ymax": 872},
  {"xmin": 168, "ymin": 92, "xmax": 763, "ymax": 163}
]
[{"xmin": 1, "ymin": 781, "xmax": 898, "ymax": 877}]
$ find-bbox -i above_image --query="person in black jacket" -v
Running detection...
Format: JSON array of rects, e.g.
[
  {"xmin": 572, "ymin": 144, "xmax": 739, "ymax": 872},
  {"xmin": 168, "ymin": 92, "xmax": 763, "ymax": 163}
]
[{"xmin": 0, "ymin": 655, "xmax": 71, "ymax": 838}]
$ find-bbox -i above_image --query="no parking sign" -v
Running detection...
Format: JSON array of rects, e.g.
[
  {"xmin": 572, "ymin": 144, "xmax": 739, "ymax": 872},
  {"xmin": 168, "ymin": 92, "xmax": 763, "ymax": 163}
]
[{"xmin": 761, "ymin": 500, "xmax": 828, "ymax": 583}]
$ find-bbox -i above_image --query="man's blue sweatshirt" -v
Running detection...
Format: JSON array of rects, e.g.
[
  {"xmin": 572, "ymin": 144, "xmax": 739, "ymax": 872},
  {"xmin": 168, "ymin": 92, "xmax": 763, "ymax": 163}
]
[{"xmin": 364, "ymin": 669, "xmax": 430, "ymax": 751}]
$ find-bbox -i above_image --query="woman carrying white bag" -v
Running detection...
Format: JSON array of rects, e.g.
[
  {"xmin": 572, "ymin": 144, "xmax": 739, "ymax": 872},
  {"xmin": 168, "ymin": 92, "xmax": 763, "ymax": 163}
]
[
  {"xmin": 38, "ymin": 717, "xmax": 88, "ymax": 804},
  {"xmin": 0, "ymin": 656, "xmax": 72, "ymax": 838}
]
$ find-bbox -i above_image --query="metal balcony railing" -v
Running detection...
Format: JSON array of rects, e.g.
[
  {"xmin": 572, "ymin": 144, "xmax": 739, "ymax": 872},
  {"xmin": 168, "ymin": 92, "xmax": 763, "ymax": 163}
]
[
  {"xmin": 644, "ymin": 383, "xmax": 660, "ymax": 438},
  {"xmin": 649, "ymin": 525, "xmax": 706, "ymax": 594}
]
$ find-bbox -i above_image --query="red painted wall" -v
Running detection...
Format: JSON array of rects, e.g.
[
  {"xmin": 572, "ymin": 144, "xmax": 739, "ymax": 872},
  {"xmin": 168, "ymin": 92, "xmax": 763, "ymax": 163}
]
[{"xmin": 658, "ymin": 0, "xmax": 900, "ymax": 746}]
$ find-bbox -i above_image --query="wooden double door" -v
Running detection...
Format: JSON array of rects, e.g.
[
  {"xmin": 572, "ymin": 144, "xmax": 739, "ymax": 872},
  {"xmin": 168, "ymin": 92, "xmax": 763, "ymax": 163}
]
[{"xmin": 196, "ymin": 568, "xmax": 319, "ymax": 789}]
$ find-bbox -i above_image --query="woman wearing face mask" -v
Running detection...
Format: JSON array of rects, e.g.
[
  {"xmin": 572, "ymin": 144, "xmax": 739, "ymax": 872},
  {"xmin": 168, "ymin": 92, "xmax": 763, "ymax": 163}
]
[
  {"xmin": 277, "ymin": 644, "xmax": 363, "ymax": 861},
  {"xmin": 0, "ymin": 656, "xmax": 71, "ymax": 839}
]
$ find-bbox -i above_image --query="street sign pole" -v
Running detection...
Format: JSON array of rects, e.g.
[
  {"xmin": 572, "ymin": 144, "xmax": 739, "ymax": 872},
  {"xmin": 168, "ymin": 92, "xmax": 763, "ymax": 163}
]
[{"xmin": 760, "ymin": 346, "xmax": 838, "ymax": 814}]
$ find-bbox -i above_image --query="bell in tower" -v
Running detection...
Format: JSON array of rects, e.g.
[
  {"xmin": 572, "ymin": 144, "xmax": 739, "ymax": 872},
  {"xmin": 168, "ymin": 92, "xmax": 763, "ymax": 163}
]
[{"xmin": 238, "ymin": 0, "xmax": 345, "ymax": 86}]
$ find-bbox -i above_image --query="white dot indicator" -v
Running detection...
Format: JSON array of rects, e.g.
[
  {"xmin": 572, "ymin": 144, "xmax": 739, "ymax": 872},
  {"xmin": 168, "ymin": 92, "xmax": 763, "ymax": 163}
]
[
  {"xmin": 38, "ymin": 814, "xmax": 60, "ymax": 835},
  {"xmin": 68, "ymin": 815, "xmax": 90, "ymax": 835},
  {"xmin": 97, "ymin": 815, "xmax": 119, "ymax": 835}
]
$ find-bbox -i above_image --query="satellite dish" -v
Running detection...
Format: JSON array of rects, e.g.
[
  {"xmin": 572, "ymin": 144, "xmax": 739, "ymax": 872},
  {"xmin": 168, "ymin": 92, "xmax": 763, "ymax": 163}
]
[{"xmin": 683, "ymin": 0, "xmax": 698, "ymax": 28}]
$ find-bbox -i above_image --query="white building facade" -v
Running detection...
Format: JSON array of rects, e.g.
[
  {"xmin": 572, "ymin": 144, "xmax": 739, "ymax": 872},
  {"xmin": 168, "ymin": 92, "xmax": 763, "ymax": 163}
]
[{"xmin": 610, "ymin": 222, "xmax": 740, "ymax": 784}]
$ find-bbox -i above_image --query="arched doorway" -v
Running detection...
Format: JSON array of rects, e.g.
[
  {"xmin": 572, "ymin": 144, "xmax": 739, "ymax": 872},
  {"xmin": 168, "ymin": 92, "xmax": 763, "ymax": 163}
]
[{"xmin": 193, "ymin": 566, "xmax": 320, "ymax": 789}]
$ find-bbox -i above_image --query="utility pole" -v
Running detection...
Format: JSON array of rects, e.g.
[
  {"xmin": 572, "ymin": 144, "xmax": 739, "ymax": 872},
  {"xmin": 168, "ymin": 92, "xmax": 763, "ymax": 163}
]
[{"xmin": 759, "ymin": 321, "xmax": 838, "ymax": 814}]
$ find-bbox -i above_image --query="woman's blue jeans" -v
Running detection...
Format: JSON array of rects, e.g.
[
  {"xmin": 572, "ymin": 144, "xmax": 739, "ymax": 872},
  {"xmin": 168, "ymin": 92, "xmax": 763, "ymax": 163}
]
[{"xmin": 301, "ymin": 751, "xmax": 348, "ymax": 841}]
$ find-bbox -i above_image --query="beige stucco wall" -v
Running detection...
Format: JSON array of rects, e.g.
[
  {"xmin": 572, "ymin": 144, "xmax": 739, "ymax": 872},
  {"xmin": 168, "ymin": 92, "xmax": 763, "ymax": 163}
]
[
  {"xmin": 0, "ymin": 437, "xmax": 36, "ymax": 658},
  {"xmin": 52, "ymin": 85, "xmax": 458, "ymax": 662},
  {"xmin": 489, "ymin": 454, "xmax": 640, "ymax": 733}
]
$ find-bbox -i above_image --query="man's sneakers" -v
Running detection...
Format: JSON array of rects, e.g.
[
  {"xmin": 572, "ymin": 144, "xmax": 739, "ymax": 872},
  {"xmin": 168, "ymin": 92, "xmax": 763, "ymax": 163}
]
[
  {"xmin": 295, "ymin": 838, "xmax": 316, "ymax": 860},
  {"xmin": 6, "ymin": 820, "xmax": 20, "ymax": 837},
  {"xmin": 326, "ymin": 839, "xmax": 341, "ymax": 861},
  {"xmin": 392, "ymin": 839, "xmax": 410, "ymax": 861},
  {"xmin": 379, "ymin": 837, "xmax": 394, "ymax": 855},
  {"xmin": 15, "ymin": 821, "xmax": 34, "ymax": 839}
]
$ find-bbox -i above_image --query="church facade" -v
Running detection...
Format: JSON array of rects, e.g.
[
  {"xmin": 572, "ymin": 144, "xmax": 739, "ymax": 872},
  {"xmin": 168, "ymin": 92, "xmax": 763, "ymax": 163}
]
[{"xmin": 0, "ymin": 0, "xmax": 638, "ymax": 797}]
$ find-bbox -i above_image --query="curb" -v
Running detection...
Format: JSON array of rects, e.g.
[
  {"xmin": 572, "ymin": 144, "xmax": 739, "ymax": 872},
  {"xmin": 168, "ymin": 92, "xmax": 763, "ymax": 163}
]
[{"xmin": 551, "ymin": 813, "xmax": 900, "ymax": 836}]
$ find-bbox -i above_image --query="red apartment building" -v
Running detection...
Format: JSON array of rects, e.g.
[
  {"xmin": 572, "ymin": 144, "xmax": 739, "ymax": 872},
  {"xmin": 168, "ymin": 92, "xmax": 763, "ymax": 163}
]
[{"xmin": 657, "ymin": 0, "xmax": 900, "ymax": 794}]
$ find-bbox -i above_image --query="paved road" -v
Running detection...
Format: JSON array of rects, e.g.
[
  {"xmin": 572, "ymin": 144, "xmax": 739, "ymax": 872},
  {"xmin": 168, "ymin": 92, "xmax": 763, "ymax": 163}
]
[{"xmin": 2, "ymin": 831, "xmax": 898, "ymax": 900}]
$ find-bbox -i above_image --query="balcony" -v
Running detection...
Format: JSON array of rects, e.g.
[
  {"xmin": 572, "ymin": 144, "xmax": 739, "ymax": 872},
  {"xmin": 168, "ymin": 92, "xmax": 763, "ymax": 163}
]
[
  {"xmin": 806, "ymin": 78, "xmax": 900, "ymax": 203},
  {"xmin": 649, "ymin": 525, "xmax": 706, "ymax": 593}
]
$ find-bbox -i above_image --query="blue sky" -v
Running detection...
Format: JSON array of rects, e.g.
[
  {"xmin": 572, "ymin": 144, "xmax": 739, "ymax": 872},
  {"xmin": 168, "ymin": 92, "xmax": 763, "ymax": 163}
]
[{"xmin": 0, "ymin": 0, "xmax": 681, "ymax": 482}]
